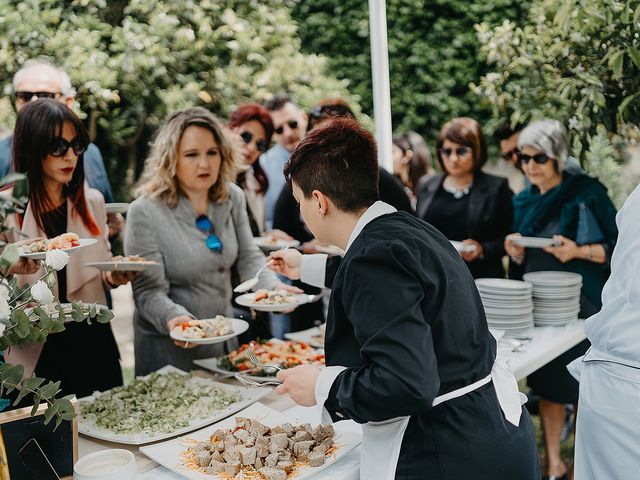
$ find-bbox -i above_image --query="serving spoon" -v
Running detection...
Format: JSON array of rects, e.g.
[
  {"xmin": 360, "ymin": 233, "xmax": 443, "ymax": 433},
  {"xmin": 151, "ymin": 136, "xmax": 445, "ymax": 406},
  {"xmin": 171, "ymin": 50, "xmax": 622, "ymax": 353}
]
[{"xmin": 233, "ymin": 264, "xmax": 268, "ymax": 293}]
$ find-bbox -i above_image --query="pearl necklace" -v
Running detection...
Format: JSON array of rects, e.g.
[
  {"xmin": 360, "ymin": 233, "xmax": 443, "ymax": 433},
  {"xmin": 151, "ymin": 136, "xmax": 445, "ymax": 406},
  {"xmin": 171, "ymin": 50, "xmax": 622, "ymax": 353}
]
[{"xmin": 443, "ymin": 178, "xmax": 473, "ymax": 199}]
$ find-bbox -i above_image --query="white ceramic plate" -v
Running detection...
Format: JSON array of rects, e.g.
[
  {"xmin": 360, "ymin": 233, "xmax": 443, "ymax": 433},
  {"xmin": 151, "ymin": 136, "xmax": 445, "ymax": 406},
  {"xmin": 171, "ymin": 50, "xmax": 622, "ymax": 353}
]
[
  {"xmin": 139, "ymin": 402, "xmax": 362, "ymax": 480},
  {"xmin": 523, "ymin": 271, "xmax": 583, "ymax": 285},
  {"xmin": 105, "ymin": 203, "xmax": 130, "ymax": 214},
  {"xmin": 84, "ymin": 260, "xmax": 159, "ymax": 272},
  {"xmin": 235, "ymin": 292, "xmax": 309, "ymax": 312},
  {"xmin": 253, "ymin": 237, "xmax": 300, "ymax": 250},
  {"xmin": 512, "ymin": 237, "xmax": 561, "ymax": 248},
  {"xmin": 285, "ymin": 326, "xmax": 325, "ymax": 349},
  {"xmin": 476, "ymin": 278, "xmax": 533, "ymax": 292},
  {"xmin": 78, "ymin": 366, "xmax": 269, "ymax": 445},
  {"xmin": 169, "ymin": 318, "xmax": 249, "ymax": 345},
  {"xmin": 18, "ymin": 238, "xmax": 98, "ymax": 260},
  {"xmin": 450, "ymin": 240, "xmax": 477, "ymax": 254}
]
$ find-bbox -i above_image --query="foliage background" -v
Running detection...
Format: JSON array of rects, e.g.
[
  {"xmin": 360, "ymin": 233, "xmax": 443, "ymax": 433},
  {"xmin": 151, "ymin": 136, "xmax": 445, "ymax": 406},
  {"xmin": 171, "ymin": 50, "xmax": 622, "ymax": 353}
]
[{"xmin": 0, "ymin": 0, "xmax": 355, "ymax": 200}]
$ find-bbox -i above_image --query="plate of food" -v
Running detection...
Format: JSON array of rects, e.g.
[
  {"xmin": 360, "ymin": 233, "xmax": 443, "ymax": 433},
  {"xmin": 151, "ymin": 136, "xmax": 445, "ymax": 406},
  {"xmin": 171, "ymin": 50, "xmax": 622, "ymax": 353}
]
[
  {"xmin": 284, "ymin": 325, "xmax": 325, "ymax": 349},
  {"xmin": 194, "ymin": 340, "xmax": 325, "ymax": 382},
  {"xmin": 253, "ymin": 236, "xmax": 300, "ymax": 251},
  {"xmin": 169, "ymin": 316, "xmax": 249, "ymax": 345},
  {"xmin": 511, "ymin": 236, "xmax": 561, "ymax": 248},
  {"xmin": 78, "ymin": 365, "xmax": 269, "ymax": 445},
  {"xmin": 18, "ymin": 233, "xmax": 97, "ymax": 260},
  {"xmin": 235, "ymin": 289, "xmax": 309, "ymax": 312},
  {"xmin": 105, "ymin": 202, "xmax": 130, "ymax": 214},
  {"xmin": 139, "ymin": 401, "xmax": 361, "ymax": 480},
  {"xmin": 84, "ymin": 255, "xmax": 159, "ymax": 272}
]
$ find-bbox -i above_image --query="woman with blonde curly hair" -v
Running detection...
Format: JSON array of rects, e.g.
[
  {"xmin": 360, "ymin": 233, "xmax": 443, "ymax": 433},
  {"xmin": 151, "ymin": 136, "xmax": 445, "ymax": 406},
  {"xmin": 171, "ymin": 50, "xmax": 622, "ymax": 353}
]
[{"xmin": 125, "ymin": 107, "xmax": 293, "ymax": 375}]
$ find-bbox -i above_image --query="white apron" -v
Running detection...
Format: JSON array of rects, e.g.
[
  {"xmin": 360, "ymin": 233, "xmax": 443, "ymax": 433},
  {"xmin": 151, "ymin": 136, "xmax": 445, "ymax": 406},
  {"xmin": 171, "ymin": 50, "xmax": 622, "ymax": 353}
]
[{"xmin": 318, "ymin": 359, "xmax": 525, "ymax": 480}]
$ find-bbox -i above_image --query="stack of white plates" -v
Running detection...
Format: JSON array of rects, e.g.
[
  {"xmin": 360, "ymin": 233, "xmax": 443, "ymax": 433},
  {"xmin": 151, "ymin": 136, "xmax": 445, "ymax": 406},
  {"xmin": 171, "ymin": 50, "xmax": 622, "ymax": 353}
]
[
  {"xmin": 475, "ymin": 278, "xmax": 534, "ymax": 336},
  {"xmin": 522, "ymin": 271, "xmax": 582, "ymax": 326}
]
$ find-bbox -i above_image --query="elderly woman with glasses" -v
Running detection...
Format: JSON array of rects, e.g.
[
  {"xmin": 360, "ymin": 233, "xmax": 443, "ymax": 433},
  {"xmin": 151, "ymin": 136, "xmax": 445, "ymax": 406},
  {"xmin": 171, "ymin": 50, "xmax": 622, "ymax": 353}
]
[
  {"xmin": 416, "ymin": 117, "xmax": 513, "ymax": 278},
  {"xmin": 125, "ymin": 107, "xmax": 297, "ymax": 376},
  {"xmin": 504, "ymin": 119, "xmax": 618, "ymax": 480}
]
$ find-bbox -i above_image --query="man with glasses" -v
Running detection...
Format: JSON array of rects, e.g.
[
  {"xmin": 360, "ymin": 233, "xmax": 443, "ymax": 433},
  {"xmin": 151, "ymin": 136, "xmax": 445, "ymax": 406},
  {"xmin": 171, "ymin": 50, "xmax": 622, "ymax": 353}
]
[
  {"xmin": 0, "ymin": 59, "xmax": 115, "ymax": 206},
  {"xmin": 262, "ymin": 94, "xmax": 308, "ymax": 231}
]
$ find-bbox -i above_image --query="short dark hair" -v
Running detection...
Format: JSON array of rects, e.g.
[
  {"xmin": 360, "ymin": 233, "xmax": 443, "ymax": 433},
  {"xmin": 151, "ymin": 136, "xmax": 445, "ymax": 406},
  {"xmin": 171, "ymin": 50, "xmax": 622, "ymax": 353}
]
[
  {"xmin": 284, "ymin": 117, "xmax": 379, "ymax": 213},
  {"xmin": 307, "ymin": 98, "xmax": 355, "ymax": 131},
  {"xmin": 494, "ymin": 121, "xmax": 525, "ymax": 142},
  {"xmin": 436, "ymin": 117, "xmax": 487, "ymax": 172},
  {"xmin": 264, "ymin": 93, "xmax": 293, "ymax": 112}
]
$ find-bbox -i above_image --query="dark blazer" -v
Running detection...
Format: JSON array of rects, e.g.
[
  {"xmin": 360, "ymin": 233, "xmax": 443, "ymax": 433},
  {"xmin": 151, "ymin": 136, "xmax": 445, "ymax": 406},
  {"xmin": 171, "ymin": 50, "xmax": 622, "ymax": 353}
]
[
  {"xmin": 416, "ymin": 171, "xmax": 513, "ymax": 278},
  {"xmin": 324, "ymin": 212, "xmax": 539, "ymax": 479}
]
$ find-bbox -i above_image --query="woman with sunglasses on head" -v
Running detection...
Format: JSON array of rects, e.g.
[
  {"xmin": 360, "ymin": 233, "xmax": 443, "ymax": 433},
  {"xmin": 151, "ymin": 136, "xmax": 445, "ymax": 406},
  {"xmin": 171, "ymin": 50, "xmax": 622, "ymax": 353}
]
[
  {"xmin": 125, "ymin": 107, "xmax": 296, "ymax": 376},
  {"xmin": 3, "ymin": 99, "xmax": 132, "ymax": 399},
  {"xmin": 416, "ymin": 117, "xmax": 513, "ymax": 278},
  {"xmin": 504, "ymin": 119, "xmax": 617, "ymax": 480}
]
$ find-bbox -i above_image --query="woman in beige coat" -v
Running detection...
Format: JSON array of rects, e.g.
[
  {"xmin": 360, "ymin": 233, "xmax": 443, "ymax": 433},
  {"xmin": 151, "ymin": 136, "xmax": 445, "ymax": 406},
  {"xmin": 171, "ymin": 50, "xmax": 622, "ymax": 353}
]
[{"xmin": 3, "ymin": 99, "xmax": 131, "ymax": 399}]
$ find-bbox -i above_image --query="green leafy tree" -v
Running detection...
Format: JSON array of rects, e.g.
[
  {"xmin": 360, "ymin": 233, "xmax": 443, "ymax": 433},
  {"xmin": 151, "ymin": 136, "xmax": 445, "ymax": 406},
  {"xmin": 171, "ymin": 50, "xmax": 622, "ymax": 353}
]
[
  {"xmin": 290, "ymin": 0, "xmax": 529, "ymax": 142},
  {"xmin": 472, "ymin": 0, "xmax": 640, "ymax": 205},
  {"xmin": 0, "ymin": 0, "xmax": 354, "ymax": 198}
]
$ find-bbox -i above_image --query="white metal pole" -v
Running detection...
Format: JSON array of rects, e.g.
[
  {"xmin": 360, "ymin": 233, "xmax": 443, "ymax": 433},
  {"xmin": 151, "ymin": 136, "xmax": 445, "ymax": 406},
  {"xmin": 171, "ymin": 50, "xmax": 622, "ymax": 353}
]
[{"xmin": 368, "ymin": 0, "xmax": 393, "ymax": 172}]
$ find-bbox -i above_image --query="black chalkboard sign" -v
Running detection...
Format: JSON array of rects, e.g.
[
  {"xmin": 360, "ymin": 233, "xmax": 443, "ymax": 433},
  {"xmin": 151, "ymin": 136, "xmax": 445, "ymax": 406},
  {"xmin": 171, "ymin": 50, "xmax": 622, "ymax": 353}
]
[{"xmin": 0, "ymin": 400, "xmax": 77, "ymax": 480}]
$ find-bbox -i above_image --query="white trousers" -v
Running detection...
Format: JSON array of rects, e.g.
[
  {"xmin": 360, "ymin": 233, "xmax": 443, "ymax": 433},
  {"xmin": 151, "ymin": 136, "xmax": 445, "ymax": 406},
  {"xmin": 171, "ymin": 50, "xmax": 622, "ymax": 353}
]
[{"xmin": 574, "ymin": 361, "xmax": 640, "ymax": 480}]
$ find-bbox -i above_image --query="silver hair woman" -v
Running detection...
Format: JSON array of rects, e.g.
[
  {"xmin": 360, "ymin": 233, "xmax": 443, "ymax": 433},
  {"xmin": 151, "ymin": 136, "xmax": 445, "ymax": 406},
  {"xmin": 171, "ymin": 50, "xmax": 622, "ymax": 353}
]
[
  {"xmin": 125, "ymin": 107, "xmax": 291, "ymax": 375},
  {"xmin": 505, "ymin": 118, "xmax": 619, "ymax": 479}
]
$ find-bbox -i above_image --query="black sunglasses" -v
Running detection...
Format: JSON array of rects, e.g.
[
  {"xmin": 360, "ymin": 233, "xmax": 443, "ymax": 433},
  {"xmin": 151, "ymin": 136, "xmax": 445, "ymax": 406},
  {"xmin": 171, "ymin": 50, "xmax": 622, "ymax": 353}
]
[
  {"xmin": 274, "ymin": 120, "xmax": 298, "ymax": 135},
  {"xmin": 195, "ymin": 215, "xmax": 222, "ymax": 252},
  {"xmin": 240, "ymin": 131, "xmax": 269, "ymax": 153},
  {"xmin": 49, "ymin": 138, "xmax": 87, "ymax": 157},
  {"xmin": 502, "ymin": 148, "xmax": 519, "ymax": 161},
  {"xmin": 15, "ymin": 91, "xmax": 61, "ymax": 102},
  {"xmin": 440, "ymin": 146, "xmax": 470, "ymax": 158},
  {"xmin": 518, "ymin": 153, "xmax": 551, "ymax": 165}
]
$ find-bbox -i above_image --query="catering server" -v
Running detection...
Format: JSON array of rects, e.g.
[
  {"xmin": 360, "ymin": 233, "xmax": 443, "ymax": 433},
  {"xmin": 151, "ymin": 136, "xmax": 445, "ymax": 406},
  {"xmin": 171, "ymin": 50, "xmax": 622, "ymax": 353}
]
[{"xmin": 269, "ymin": 117, "xmax": 539, "ymax": 479}]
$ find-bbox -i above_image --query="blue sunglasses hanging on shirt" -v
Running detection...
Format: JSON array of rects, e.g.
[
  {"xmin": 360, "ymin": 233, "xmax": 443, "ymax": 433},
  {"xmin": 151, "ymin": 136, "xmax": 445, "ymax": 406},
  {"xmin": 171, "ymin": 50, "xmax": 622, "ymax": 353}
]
[{"xmin": 195, "ymin": 215, "xmax": 223, "ymax": 252}]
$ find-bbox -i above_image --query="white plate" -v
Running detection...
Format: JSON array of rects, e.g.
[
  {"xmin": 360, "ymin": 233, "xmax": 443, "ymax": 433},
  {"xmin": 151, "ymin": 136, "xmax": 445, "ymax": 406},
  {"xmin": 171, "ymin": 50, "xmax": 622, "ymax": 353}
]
[
  {"xmin": 105, "ymin": 202, "xmax": 130, "ymax": 214},
  {"xmin": 450, "ymin": 240, "xmax": 477, "ymax": 253},
  {"xmin": 78, "ymin": 366, "xmax": 269, "ymax": 445},
  {"xmin": 284, "ymin": 326, "xmax": 325, "ymax": 349},
  {"xmin": 84, "ymin": 260, "xmax": 159, "ymax": 272},
  {"xmin": 476, "ymin": 278, "xmax": 533, "ymax": 292},
  {"xmin": 18, "ymin": 238, "xmax": 98, "ymax": 260},
  {"xmin": 235, "ymin": 293, "xmax": 309, "ymax": 312},
  {"xmin": 523, "ymin": 271, "xmax": 583, "ymax": 285},
  {"xmin": 253, "ymin": 237, "xmax": 300, "ymax": 250},
  {"xmin": 139, "ymin": 402, "xmax": 362, "ymax": 480},
  {"xmin": 512, "ymin": 237, "xmax": 561, "ymax": 248},
  {"xmin": 169, "ymin": 318, "xmax": 249, "ymax": 345}
]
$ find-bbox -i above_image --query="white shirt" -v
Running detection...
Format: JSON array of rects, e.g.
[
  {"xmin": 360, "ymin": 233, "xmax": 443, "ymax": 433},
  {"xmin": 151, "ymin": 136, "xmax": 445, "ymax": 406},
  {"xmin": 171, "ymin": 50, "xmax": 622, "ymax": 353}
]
[{"xmin": 584, "ymin": 183, "xmax": 640, "ymax": 367}]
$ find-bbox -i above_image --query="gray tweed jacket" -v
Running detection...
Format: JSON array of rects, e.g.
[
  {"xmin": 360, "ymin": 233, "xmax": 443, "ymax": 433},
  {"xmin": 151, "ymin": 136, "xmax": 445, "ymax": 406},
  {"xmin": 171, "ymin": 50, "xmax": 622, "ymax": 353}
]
[{"xmin": 124, "ymin": 183, "xmax": 279, "ymax": 375}]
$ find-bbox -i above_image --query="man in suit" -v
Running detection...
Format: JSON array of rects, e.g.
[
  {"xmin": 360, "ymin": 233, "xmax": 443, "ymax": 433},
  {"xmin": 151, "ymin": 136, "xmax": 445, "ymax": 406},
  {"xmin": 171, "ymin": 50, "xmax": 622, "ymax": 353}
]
[{"xmin": 269, "ymin": 117, "xmax": 539, "ymax": 479}]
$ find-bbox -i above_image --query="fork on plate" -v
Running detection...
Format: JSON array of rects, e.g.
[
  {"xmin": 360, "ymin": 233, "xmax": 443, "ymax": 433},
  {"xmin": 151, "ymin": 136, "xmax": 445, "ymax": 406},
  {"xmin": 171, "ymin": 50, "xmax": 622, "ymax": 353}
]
[{"xmin": 246, "ymin": 343, "xmax": 284, "ymax": 372}]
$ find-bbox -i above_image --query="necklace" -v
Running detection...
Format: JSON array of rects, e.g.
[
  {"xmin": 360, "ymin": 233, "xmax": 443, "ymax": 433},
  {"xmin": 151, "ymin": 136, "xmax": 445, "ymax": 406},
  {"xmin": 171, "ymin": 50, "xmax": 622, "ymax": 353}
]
[{"xmin": 443, "ymin": 177, "xmax": 473, "ymax": 199}]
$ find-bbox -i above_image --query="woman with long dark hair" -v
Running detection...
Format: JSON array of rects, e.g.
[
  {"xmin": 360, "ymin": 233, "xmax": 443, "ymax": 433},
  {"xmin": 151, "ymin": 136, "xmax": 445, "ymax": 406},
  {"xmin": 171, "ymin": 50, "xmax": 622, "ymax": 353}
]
[{"xmin": 3, "ymin": 99, "xmax": 132, "ymax": 398}]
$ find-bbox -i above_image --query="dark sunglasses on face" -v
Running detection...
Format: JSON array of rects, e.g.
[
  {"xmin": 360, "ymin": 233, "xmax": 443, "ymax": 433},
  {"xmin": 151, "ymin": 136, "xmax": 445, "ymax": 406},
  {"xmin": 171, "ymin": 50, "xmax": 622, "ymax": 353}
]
[
  {"xmin": 195, "ymin": 215, "xmax": 223, "ymax": 252},
  {"xmin": 274, "ymin": 120, "xmax": 298, "ymax": 135},
  {"xmin": 48, "ymin": 137, "xmax": 87, "ymax": 157},
  {"xmin": 240, "ymin": 131, "xmax": 269, "ymax": 153},
  {"xmin": 502, "ymin": 148, "xmax": 519, "ymax": 161},
  {"xmin": 440, "ymin": 146, "xmax": 470, "ymax": 158},
  {"xmin": 518, "ymin": 152, "xmax": 551, "ymax": 165},
  {"xmin": 15, "ymin": 91, "xmax": 61, "ymax": 102}
]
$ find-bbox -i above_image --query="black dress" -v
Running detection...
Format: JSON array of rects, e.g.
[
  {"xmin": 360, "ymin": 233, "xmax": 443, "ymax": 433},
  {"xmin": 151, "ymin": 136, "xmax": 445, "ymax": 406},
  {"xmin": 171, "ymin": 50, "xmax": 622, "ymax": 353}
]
[
  {"xmin": 33, "ymin": 203, "xmax": 122, "ymax": 399},
  {"xmin": 323, "ymin": 212, "xmax": 539, "ymax": 479},
  {"xmin": 416, "ymin": 172, "xmax": 513, "ymax": 278}
]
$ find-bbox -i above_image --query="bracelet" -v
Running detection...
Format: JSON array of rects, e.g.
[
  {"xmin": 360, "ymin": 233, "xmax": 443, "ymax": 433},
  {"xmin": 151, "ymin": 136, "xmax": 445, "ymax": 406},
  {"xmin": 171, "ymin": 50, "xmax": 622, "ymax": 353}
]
[{"xmin": 587, "ymin": 244, "xmax": 593, "ymax": 261}]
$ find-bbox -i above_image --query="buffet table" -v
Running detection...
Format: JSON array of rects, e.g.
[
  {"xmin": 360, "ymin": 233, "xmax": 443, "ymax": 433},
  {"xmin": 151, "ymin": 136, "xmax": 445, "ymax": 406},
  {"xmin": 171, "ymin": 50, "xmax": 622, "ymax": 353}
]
[{"xmin": 77, "ymin": 321, "xmax": 586, "ymax": 479}]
